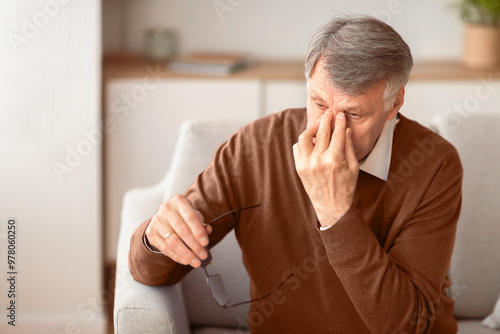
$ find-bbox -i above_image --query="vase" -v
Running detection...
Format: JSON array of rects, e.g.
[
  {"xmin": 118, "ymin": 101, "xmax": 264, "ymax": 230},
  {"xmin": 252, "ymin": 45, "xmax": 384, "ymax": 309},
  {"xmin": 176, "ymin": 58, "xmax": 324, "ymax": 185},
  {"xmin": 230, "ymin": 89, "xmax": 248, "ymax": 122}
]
[
  {"xmin": 463, "ymin": 24, "xmax": 500, "ymax": 70},
  {"xmin": 144, "ymin": 28, "xmax": 177, "ymax": 62}
]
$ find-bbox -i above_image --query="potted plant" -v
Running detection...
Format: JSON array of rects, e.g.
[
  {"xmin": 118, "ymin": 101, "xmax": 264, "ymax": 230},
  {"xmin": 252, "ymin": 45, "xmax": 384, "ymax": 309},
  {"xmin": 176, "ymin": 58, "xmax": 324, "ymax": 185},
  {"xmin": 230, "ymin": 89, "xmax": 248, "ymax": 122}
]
[{"xmin": 454, "ymin": 0, "xmax": 500, "ymax": 69}]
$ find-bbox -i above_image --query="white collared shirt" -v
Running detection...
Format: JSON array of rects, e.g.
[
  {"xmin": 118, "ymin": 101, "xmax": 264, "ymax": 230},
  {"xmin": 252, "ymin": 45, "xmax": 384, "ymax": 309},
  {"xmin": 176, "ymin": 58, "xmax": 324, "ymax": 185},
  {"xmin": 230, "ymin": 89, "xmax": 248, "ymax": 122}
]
[{"xmin": 358, "ymin": 115, "xmax": 399, "ymax": 182}]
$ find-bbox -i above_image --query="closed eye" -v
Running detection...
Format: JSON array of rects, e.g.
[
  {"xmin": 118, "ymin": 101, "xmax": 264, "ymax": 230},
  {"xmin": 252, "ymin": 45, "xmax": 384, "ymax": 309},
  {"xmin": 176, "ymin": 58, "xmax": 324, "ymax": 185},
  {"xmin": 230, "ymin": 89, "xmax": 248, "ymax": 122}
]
[{"xmin": 315, "ymin": 103, "xmax": 327, "ymax": 109}]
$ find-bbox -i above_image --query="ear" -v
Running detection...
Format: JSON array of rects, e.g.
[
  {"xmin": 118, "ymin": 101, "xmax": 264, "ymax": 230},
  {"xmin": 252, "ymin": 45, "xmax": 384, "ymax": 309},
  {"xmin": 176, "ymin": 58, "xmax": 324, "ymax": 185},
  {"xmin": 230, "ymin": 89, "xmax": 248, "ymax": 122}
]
[{"xmin": 386, "ymin": 87, "xmax": 405, "ymax": 121}]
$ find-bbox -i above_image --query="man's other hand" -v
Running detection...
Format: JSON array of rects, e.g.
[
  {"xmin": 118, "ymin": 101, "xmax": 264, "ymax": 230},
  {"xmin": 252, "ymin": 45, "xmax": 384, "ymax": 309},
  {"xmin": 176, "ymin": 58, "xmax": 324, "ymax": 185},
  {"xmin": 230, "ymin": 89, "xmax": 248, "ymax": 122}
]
[
  {"xmin": 293, "ymin": 110, "xmax": 359, "ymax": 228},
  {"xmin": 145, "ymin": 194, "xmax": 212, "ymax": 268}
]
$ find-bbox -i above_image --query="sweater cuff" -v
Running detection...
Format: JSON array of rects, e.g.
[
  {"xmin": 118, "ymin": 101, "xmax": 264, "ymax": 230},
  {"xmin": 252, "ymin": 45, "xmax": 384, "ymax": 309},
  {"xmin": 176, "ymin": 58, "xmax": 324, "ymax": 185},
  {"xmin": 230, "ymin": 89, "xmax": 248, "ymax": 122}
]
[
  {"xmin": 130, "ymin": 219, "xmax": 177, "ymax": 269},
  {"xmin": 317, "ymin": 208, "xmax": 351, "ymax": 230},
  {"xmin": 318, "ymin": 207, "xmax": 378, "ymax": 264},
  {"xmin": 142, "ymin": 221, "xmax": 165, "ymax": 255}
]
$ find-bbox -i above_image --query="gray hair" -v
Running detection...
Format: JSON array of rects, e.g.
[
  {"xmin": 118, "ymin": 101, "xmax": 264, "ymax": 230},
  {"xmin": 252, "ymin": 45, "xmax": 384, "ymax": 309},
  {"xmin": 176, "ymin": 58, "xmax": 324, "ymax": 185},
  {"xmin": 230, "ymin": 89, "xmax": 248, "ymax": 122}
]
[{"xmin": 305, "ymin": 15, "xmax": 413, "ymax": 111}]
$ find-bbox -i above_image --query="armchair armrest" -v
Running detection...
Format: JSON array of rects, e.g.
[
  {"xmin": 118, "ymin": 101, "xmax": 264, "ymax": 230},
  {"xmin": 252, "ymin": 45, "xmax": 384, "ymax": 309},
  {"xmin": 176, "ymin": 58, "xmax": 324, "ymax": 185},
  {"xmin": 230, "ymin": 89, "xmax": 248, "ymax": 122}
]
[
  {"xmin": 114, "ymin": 118, "xmax": 250, "ymax": 333},
  {"xmin": 113, "ymin": 178, "xmax": 190, "ymax": 334}
]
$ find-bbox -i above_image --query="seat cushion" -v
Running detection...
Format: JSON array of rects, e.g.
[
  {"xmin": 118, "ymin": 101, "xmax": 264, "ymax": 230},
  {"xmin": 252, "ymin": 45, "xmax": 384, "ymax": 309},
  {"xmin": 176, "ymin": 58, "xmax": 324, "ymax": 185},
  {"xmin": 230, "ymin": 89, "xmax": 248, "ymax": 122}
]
[
  {"xmin": 193, "ymin": 327, "xmax": 249, "ymax": 334},
  {"xmin": 458, "ymin": 319, "xmax": 500, "ymax": 334},
  {"xmin": 116, "ymin": 308, "xmax": 174, "ymax": 334}
]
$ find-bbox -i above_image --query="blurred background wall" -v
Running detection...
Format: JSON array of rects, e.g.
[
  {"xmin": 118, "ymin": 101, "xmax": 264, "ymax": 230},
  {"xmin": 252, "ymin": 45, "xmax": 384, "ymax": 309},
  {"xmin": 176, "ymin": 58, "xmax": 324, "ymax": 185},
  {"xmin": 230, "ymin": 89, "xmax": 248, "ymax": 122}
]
[
  {"xmin": 0, "ymin": 1, "xmax": 105, "ymax": 333},
  {"xmin": 102, "ymin": 0, "xmax": 462, "ymax": 61}
]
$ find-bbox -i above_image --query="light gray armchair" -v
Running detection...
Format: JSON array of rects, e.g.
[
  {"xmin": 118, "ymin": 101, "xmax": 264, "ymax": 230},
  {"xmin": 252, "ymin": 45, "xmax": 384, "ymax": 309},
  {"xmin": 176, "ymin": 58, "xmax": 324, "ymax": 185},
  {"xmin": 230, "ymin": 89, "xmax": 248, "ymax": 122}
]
[
  {"xmin": 114, "ymin": 118, "xmax": 252, "ymax": 334},
  {"xmin": 114, "ymin": 114, "xmax": 500, "ymax": 333}
]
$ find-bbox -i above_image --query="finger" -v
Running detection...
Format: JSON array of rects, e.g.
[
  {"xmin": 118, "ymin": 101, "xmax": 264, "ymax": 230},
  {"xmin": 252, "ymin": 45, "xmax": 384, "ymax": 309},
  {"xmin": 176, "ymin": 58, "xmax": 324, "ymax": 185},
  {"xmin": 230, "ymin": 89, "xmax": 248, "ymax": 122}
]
[
  {"xmin": 148, "ymin": 214, "xmax": 201, "ymax": 267},
  {"xmin": 200, "ymin": 211, "xmax": 214, "ymax": 235},
  {"xmin": 292, "ymin": 143, "xmax": 301, "ymax": 161},
  {"xmin": 297, "ymin": 126, "xmax": 317, "ymax": 157},
  {"xmin": 147, "ymin": 195, "xmax": 209, "ymax": 268},
  {"xmin": 154, "ymin": 235, "xmax": 188, "ymax": 265},
  {"xmin": 161, "ymin": 232, "xmax": 202, "ymax": 268},
  {"xmin": 329, "ymin": 111, "xmax": 346, "ymax": 155},
  {"xmin": 166, "ymin": 210, "xmax": 207, "ymax": 263},
  {"xmin": 345, "ymin": 128, "xmax": 359, "ymax": 171},
  {"xmin": 178, "ymin": 203, "xmax": 209, "ymax": 247},
  {"xmin": 204, "ymin": 223, "xmax": 213, "ymax": 235},
  {"xmin": 145, "ymin": 220, "xmax": 189, "ymax": 265},
  {"xmin": 170, "ymin": 195, "xmax": 209, "ymax": 255},
  {"xmin": 153, "ymin": 198, "xmax": 207, "ymax": 265},
  {"xmin": 315, "ymin": 110, "xmax": 334, "ymax": 152}
]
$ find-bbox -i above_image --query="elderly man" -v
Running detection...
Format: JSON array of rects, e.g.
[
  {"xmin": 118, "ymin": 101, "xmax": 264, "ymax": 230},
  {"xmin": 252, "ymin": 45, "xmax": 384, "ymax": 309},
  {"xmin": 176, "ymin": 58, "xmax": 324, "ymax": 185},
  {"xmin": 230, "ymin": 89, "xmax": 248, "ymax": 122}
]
[{"xmin": 129, "ymin": 15, "xmax": 462, "ymax": 333}]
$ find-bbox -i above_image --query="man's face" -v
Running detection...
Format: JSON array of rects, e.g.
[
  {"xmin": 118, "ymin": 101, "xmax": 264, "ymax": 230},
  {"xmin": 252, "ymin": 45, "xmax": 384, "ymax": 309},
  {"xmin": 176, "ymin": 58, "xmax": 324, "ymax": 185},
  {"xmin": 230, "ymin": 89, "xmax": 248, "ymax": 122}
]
[{"xmin": 306, "ymin": 60, "xmax": 403, "ymax": 161}]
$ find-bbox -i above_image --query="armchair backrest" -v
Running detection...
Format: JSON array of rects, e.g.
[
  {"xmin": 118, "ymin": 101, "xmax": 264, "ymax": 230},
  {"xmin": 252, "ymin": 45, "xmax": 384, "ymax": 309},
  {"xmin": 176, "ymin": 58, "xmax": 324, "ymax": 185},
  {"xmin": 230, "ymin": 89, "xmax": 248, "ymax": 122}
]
[
  {"xmin": 431, "ymin": 112, "xmax": 500, "ymax": 318},
  {"xmin": 163, "ymin": 118, "xmax": 252, "ymax": 328}
]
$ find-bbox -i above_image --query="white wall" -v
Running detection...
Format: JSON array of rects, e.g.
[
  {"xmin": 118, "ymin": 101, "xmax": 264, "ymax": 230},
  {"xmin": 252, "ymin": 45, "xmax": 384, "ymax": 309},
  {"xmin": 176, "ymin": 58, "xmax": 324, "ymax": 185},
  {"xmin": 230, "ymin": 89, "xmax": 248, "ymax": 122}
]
[
  {"xmin": 103, "ymin": 0, "xmax": 462, "ymax": 61},
  {"xmin": 0, "ymin": 1, "xmax": 105, "ymax": 333}
]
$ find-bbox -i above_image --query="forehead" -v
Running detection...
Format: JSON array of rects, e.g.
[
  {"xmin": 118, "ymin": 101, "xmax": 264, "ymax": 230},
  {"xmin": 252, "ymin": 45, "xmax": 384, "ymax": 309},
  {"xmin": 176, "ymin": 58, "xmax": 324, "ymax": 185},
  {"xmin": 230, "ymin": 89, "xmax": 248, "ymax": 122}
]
[{"xmin": 307, "ymin": 63, "xmax": 385, "ymax": 108}]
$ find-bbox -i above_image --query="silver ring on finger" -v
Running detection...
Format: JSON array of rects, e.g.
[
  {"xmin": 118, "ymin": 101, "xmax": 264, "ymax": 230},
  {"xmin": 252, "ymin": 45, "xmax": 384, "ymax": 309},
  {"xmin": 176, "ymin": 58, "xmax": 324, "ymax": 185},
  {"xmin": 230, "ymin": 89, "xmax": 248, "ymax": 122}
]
[{"xmin": 163, "ymin": 231, "xmax": 176, "ymax": 239}]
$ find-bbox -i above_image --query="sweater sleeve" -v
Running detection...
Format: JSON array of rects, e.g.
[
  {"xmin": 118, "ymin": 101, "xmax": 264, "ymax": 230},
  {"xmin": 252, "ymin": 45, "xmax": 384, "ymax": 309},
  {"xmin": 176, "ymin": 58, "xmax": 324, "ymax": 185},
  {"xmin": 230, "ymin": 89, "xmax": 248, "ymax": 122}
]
[
  {"xmin": 128, "ymin": 128, "xmax": 246, "ymax": 286},
  {"xmin": 319, "ymin": 156, "xmax": 462, "ymax": 333}
]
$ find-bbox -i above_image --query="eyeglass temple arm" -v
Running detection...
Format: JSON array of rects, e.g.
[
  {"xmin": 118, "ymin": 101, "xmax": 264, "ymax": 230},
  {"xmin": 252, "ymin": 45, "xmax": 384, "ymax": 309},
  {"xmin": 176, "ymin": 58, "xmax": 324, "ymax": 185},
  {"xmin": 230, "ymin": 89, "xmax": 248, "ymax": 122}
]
[
  {"xmin": 196, "ymin": 204, "xmax": 262, "ymax": 270},
  {"xmin": 208, "ymin": 203, "xmax": 261, "ymax": 224},
  {"xmin": 222, "ymin": 272, "xmax": 295, "ymax": 309}
]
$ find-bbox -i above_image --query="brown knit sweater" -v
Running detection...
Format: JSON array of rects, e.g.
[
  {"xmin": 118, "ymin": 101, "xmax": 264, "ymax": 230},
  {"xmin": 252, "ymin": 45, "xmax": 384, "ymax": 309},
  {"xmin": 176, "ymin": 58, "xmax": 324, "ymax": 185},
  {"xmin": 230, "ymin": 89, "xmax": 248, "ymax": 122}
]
[{"xmin": 129, "ymin": 108, "xmax": 462, "ymax": 334}]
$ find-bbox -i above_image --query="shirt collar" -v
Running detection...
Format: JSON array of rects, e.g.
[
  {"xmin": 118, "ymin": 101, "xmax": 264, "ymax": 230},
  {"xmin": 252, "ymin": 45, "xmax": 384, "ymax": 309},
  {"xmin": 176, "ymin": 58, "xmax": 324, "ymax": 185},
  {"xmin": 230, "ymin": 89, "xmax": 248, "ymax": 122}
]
[{"xmin": 358, "ymin": 115, "xmax": 399, "ymax": 181}]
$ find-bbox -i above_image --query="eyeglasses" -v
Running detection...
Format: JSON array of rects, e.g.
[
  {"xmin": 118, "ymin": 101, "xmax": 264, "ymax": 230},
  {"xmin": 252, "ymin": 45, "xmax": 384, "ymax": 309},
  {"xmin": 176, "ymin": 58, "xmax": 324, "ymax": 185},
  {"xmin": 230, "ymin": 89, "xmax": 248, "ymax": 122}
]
[{"xmin": 200, "ymin": 204, "xmax": 294, "ymax": 308}]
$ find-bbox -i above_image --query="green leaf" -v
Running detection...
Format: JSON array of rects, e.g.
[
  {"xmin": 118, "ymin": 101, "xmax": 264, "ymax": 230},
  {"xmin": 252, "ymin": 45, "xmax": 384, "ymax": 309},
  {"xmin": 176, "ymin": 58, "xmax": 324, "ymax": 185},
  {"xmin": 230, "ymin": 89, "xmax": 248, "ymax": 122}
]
[{"xmin": 452, "ymin": 0, "xmax": 500, "ymax": 25}]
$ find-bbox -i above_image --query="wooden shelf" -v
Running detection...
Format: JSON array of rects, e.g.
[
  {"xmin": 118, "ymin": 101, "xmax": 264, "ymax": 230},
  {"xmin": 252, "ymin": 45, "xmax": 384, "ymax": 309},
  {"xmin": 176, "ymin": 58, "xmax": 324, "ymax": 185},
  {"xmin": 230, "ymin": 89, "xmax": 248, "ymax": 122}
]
[
  {"xmin": 102, "ymin": 54, "xmax": 306, "ymax": 81},
  {"xmin": 411, "ymin": 61, "xmax": 500, "ymax": 81},
  {"xmin": 103, "ymin": 54, "xmax": 500, "ymax": 81}
]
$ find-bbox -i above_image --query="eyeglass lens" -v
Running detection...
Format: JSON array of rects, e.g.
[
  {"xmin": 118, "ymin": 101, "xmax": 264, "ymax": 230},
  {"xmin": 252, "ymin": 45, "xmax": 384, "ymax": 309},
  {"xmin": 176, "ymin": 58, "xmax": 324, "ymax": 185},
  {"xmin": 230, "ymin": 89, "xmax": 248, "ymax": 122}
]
[{"xmin": 206, "ymin": 273, "xmax": 232, "ymax": 306}]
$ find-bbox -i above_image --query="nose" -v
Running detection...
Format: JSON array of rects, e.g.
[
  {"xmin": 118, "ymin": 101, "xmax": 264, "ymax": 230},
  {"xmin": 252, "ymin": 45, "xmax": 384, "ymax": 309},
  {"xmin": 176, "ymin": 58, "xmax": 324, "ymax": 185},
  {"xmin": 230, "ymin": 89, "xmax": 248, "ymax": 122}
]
[{"xmin": 326, "ymin": 108, "xmax": 339, "ymax": 130}]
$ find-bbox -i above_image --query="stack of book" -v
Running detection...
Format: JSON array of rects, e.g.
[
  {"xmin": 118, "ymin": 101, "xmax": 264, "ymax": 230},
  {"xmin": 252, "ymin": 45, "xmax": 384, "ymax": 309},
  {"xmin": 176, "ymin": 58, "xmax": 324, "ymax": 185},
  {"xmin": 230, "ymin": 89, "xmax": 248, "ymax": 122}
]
[{"xmin": 167, "ymin": 52, "xmax": 255, "ymax": 76}]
